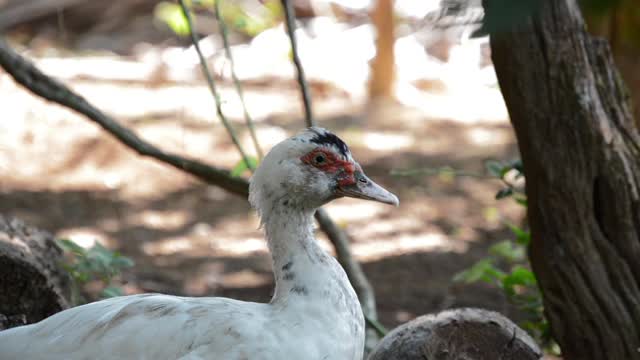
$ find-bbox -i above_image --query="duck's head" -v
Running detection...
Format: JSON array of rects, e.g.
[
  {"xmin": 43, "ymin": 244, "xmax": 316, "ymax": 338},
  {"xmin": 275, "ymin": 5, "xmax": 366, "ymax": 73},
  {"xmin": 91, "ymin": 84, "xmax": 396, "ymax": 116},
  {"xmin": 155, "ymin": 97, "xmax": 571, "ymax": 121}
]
[{"xmin": 249, "ymin": 127, "xmax": 398, "ymax": 219}]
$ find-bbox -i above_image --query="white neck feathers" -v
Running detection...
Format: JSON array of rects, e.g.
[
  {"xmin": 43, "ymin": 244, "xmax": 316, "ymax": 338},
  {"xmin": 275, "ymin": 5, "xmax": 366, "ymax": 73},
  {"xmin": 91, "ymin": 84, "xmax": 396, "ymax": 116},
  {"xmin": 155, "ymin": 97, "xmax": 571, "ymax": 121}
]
[{"xmin": 262, "ymin": 202, "xmax": 331, "ymax": 302}]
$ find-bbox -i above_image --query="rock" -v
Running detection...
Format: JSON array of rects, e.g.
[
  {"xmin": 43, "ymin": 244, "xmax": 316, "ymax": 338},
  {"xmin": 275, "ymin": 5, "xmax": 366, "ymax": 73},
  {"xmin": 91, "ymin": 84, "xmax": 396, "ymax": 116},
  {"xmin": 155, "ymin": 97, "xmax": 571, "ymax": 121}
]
[
  {"xmin": 368, "ymin": 308, "xmax": 542, "ymax": 360},
  {"xmin": 0, "ymin": 215, "xmax": 71, "ymax": 330}
]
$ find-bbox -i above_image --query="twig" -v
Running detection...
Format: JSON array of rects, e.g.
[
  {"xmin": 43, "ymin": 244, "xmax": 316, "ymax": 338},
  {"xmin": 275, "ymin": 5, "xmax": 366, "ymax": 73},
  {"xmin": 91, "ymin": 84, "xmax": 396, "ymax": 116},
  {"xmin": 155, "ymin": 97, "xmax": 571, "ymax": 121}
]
[
  {"xmin": 364, "ymin": 314, "xmax": 389, "ymax": 338},
  {"xmin": 213, "ymin": 0, "xmax": 263, "ymax": 160},
  {"xmin": 178, "ymin": 0, "xmax": 255, "ymax": 170},
  {"xmin": 391, "ymin": 166, "xmax": 486, "ymax": 178},
  {"xmin": 280, "ymin": 0, "xmax": 313, "ymax": 126}
]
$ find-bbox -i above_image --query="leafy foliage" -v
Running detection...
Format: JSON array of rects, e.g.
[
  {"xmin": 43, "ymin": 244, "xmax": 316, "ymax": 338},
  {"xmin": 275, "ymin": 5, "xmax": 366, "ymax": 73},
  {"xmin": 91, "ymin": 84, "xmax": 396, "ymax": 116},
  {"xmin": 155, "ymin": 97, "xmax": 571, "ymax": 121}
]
[
  {"xmin": 230, "ymin": 156, "xmax": 259, "ymax": 177},
  {"xmin": 155, "ymin": 0, "xmax": 282, "ymax": 38},
  {"xmin": 57, "ymin": 239, "xmax": 134, "ymax": 305},
  {"xmin": 155, "ymin": 2, "xmax": 192, "ymax": 37},
  {"xmin": 454, "ymin": 159, "xmax": 556, "ymax": 351}
]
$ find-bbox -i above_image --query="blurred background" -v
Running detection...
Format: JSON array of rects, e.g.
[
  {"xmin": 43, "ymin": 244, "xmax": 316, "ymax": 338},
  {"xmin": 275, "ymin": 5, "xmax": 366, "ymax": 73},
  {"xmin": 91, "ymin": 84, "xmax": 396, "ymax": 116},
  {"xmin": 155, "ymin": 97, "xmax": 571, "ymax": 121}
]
[{"xmin": 0, "ymin": 0, "xmax": 637, "ymax": 353}]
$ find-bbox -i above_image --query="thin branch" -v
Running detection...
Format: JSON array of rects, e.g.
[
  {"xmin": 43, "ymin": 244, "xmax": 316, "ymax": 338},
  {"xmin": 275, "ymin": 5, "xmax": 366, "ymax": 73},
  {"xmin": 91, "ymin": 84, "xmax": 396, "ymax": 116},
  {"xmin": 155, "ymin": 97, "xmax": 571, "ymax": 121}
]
[
  {"xmin": 0, "ymin": 38, "xmax": 248, "ymax": 197},
  {"xmin": 213, "ymin": 0, "xmax": 263, "ymax": 160},
  {"xmin": 364, "ymin": 314, "xmax": 389, "ymax": 338},
  {"xmin": 391, "ymin": 166, "xmax": 486, "ymax": 178},
  {"xmin": 280, "ymin": 0, "xmax": 313, "ymax": 127},
  {"xmin": 178, "ymin": 0, "xmax": 255, "ymax": 170}
]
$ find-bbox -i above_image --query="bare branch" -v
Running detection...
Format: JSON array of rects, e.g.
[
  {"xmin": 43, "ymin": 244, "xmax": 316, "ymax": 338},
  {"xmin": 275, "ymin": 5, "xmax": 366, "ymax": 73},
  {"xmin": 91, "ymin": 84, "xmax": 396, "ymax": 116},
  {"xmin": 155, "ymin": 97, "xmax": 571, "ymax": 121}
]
[
  {"xmin": 280, "ymin": 0, "xmax": 314, "ymax": 127},
  {"xmin": 0, "ymin": 38, "xmax": 248, "ymax": 197},
  {"xmin": 178, "ymin": 0, "xmax": 255, "ymax": 171},
  {"xmin": 213, "ymin": 0, "xmax": 263, "ymax": 160}
]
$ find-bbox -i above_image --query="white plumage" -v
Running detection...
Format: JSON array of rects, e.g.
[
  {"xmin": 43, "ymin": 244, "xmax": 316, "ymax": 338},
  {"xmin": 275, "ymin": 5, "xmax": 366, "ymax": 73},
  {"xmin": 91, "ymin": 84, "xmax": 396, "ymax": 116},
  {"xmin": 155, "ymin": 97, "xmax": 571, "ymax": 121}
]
[{"xmin": 0, "ymin": 127, "xmax": 398, "ymax": 360}]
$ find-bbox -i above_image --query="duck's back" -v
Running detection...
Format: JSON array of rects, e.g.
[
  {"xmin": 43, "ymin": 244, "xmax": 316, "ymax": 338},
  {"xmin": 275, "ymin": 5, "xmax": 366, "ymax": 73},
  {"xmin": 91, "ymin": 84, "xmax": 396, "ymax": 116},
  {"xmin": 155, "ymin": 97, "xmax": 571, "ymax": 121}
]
[
  {"xmin": 0, "ymin": 293, "xmax": 271, "ymax": 360},
  {"xmin": 0, "ymin": 292, "xmax": 363, "ymax": 360}
]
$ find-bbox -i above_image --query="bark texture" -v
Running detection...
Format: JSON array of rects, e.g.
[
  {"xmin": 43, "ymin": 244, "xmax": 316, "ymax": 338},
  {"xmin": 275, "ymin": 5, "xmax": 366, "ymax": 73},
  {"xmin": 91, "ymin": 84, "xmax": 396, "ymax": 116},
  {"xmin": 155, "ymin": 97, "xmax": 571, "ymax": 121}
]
[
  {"xmin": 368, "ymin": 308, "xmax": 541, "ymax": 360},
  {"xmin": 488, "ymin": 0, "xmax": 640, "ymax": 358},
  {"xmin": 0, "ymin": 215, "xmax": 71, "ymax": 330}
]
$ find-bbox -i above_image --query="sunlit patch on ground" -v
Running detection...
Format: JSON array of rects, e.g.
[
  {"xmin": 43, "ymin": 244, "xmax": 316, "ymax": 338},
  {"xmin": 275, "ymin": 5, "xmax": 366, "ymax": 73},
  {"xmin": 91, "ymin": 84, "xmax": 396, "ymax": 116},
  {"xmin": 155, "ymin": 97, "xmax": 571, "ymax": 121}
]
[
  {"xmin": 210, "ymin": 236, "xmax": 267, "ymax": 256},
  {"xmin": 362, "ymin": 132, "xmax": 414, "ymax": 151},
  {"xmin": 143, "ymin": 237, "xmax": 194, "ymax": 256},
  {"xmin": 324, "ymin": 201, "xmax": 388, "ymax": 223},
  {"xmin": 57, "ymin": 228, "xmax": 109, "ymax": 249},
  {"xmin": 353, "ymin": 232, "xmax": 465, "ymax": 262}
]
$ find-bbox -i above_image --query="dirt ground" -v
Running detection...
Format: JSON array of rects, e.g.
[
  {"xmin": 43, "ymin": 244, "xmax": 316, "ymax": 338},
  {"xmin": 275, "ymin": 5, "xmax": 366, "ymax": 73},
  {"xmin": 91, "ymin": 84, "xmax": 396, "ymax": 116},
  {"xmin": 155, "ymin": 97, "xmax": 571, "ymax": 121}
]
[
  {"xmin": 0, "ymin": 14, "xmax": 529, "ymax": 336},
  {"xmin": 0, "ymin": 72, "xmax": 525, "ymax": 332}
]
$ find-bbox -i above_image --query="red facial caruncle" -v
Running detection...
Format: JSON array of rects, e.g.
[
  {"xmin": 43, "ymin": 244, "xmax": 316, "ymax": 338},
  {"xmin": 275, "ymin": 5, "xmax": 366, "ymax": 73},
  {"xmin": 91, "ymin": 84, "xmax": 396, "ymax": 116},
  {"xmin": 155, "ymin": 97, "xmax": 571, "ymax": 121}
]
[{"xmin": 301, "ymin": 148, "xmax": 357, "ymax": 187}]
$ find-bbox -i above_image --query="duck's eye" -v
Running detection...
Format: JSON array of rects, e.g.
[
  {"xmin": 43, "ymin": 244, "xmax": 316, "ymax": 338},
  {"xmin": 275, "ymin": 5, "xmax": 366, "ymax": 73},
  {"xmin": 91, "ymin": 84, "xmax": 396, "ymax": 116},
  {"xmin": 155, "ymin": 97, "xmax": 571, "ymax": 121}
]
[{"xmin": 314, "ymin": 154, "xmax": 326, "ymax": 165}]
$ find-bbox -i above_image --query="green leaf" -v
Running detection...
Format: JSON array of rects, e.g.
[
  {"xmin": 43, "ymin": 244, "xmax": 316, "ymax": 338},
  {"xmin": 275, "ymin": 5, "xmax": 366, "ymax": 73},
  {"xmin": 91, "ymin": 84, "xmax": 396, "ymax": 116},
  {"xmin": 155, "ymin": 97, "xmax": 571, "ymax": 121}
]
[
  {"xmin": 510, "ymin": 266, "xmax": 537, "ymax": 285},
  {"xmin": 503, "ymin": 266, "xmax": 537, "ymax": 296},
  {"xmin": 230, "ymin": 156, "xmax": 258, "ymax": 177},
  {"xmin": 514, "ymin": 196, "xmax": 528, "ymax": 207},
  {"xmin": 507, "ymin": 223, "xmax": 531, "ymax": 245},
  {"xmin": 101, "ymin": 286, "xmax": 124, "ymax": 298},
  {"xmin": 87, "ymin": 243, "xmax": 114, "ymax": 269},
  {"xmin": 58, "ymin": 239, "xmax": 134, "ymax": 305},
  {"xmin": 56, "ymin": 238, "xmax": 85, "ymax": 256},
  {"xmin": 489, "ymin": 240, "xmax": 525, "ymax": 263},
  {"xmin": 453, "ymin": 259, "xmax": 505, "ymax": 285},
  {"xmin": 155, "ymin": 2, "xmax": 192, "ymax": 37},
  {"xmin": 111, "ymin": 254, "xmax": 135, "ymax": 269},
  {"xmin": 485, "ymin": 160, "xmax": 504, "ymax": 178},
  {"xmin": 510, "ymin": 159, "xmax": 523, "ymax": 172},
  {"xmin": 495, "ymin": 187, "xmax": 513, "ymax": 199}
]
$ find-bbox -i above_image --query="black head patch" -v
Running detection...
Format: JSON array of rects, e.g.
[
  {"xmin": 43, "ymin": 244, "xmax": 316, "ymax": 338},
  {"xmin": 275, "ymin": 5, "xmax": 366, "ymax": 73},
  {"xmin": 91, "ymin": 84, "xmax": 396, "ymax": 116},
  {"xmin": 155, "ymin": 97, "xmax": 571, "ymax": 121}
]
[{"xmin": 309, "ymin": 128, "xmax": 350, "ymax": 158}]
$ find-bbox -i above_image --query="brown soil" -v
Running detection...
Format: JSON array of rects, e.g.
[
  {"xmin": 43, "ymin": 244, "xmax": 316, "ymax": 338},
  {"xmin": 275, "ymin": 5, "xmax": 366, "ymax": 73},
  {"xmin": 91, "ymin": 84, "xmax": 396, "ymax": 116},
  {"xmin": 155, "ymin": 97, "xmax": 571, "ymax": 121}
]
[{"xmin": 0, "ymin": 26, "xmax": 526, "ymax": 331}]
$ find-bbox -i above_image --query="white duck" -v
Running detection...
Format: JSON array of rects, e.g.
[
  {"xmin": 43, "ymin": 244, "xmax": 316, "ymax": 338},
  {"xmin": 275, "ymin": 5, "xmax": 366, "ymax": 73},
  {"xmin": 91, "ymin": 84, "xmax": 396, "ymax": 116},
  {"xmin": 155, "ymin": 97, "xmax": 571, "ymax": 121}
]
[{"xmin": 0, "ymin": 127, "xmax": 398, "ymax": 360}]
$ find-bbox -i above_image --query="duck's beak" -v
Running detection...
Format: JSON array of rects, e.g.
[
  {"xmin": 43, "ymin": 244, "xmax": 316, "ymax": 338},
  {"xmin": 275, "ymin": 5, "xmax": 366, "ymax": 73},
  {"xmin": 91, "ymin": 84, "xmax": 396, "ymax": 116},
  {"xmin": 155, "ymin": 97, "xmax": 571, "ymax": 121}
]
[{"xmin": 336, "ymin": 170, "xmax": 399, "ymax": 206}]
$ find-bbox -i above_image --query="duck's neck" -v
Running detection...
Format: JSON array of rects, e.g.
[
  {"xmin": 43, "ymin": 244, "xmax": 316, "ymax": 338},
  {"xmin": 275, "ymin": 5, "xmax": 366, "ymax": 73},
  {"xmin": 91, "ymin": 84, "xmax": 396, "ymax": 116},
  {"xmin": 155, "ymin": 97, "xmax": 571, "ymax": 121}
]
[{"xmin": 263, "ymin": 204, "xmax": 333, "ymax": 302}]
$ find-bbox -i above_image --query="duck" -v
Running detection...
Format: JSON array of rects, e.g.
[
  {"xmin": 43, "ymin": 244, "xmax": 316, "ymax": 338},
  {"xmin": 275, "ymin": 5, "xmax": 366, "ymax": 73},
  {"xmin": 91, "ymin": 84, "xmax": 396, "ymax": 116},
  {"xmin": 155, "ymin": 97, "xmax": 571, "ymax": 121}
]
[{"xmin": 0, "ymin": 127, "xmax": 398, "ymax": 360}]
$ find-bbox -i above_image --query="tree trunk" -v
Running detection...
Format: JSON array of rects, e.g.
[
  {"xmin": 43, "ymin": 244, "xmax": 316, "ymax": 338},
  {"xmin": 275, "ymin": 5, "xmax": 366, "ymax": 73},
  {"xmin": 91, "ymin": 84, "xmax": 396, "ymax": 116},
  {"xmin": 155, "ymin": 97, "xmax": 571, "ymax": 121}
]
[
  {"xmin": 368, "ymin": 0, "xmax": 395, "ymax": 99},
  {"xmin": 368, "ymin": 308, "xmax": 541, "ymax": 360},
  {"xmin": 487, "ymin": 0, "xmax": 640, "ymax": 359}
]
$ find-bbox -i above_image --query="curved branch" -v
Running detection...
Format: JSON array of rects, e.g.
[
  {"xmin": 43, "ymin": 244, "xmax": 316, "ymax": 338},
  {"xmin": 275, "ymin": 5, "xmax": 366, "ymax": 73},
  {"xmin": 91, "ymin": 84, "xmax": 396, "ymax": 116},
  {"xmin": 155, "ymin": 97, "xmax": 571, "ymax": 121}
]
[{"xmin": 0, "ymin": 38, "xmax": 248, "ymax": 197}]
